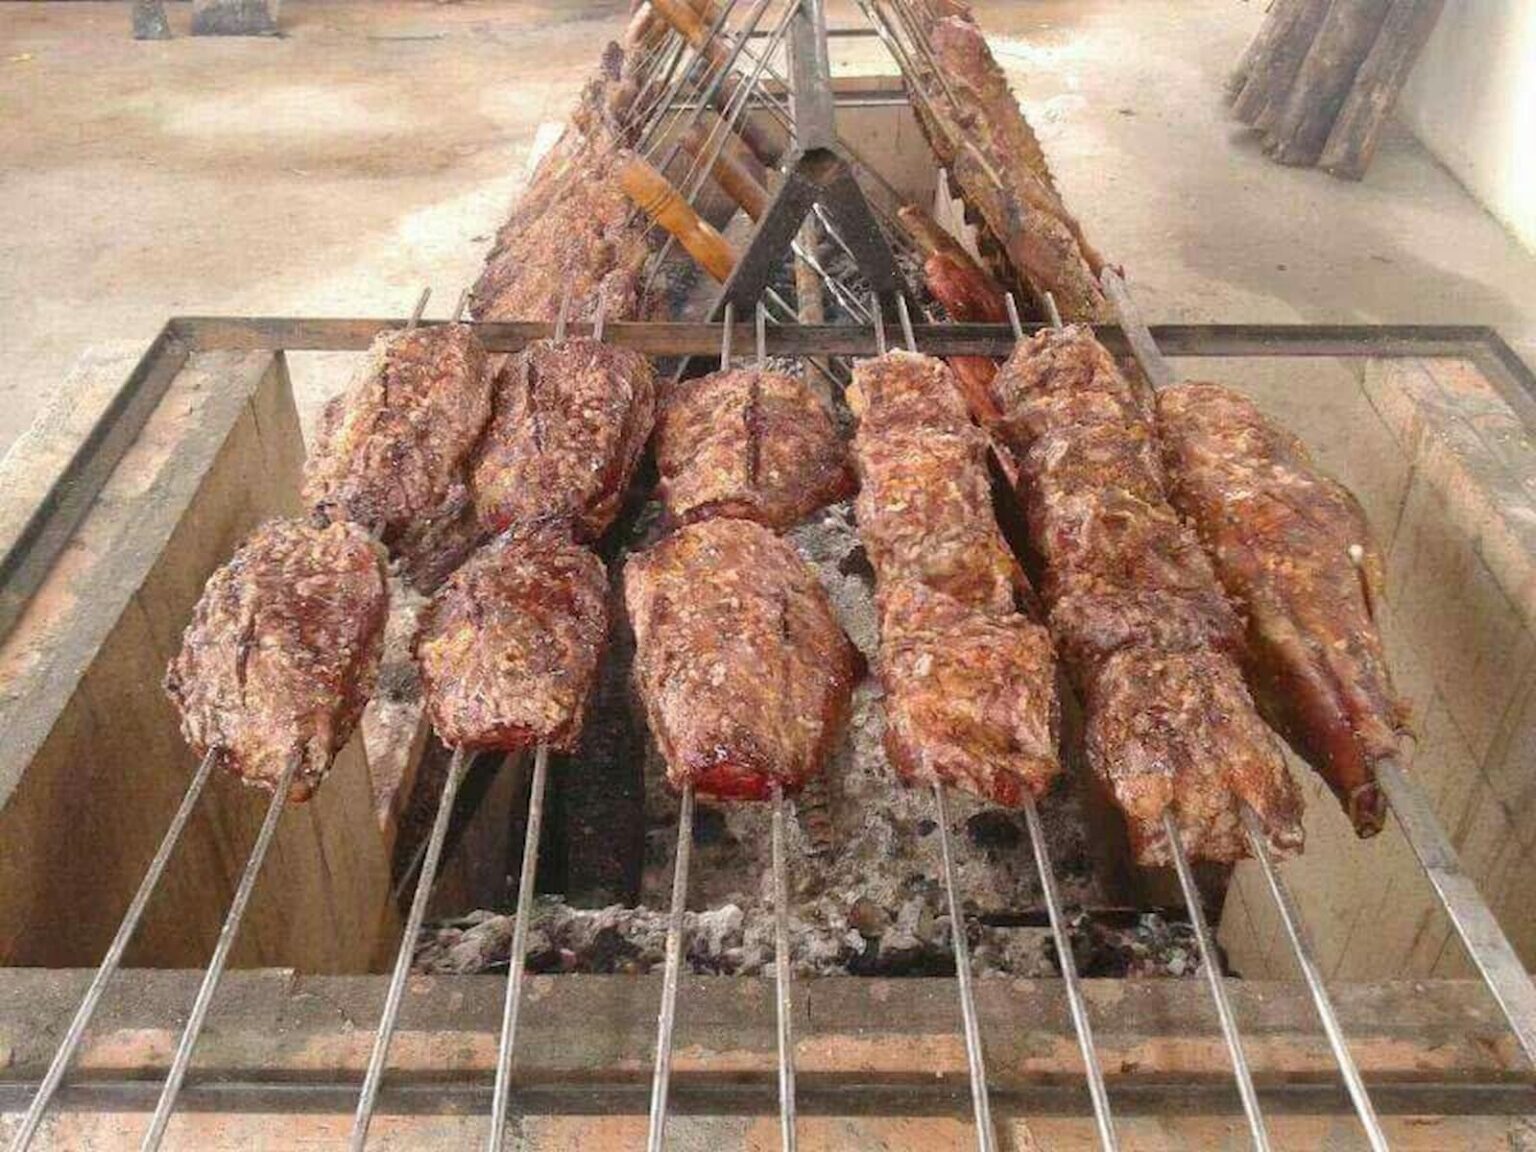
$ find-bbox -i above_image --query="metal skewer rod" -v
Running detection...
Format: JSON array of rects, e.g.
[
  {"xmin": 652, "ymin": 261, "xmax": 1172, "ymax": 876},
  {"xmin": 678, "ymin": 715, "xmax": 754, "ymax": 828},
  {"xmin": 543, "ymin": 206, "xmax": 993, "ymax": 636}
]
[
  {"xmin": 9, "ymin": 748, "xmax": 219, "ymax": 1152},
  {"xmin": 593, "ymin": 297, "xmax": 609, "ymax": 344},
  {"xmin": 406, "ymin": 286, "xmax": 432, "ymax": 332},
  {"xmin": 895, "ymin": 292, "xmax": 918, "ymax": 353},
  {"xmin": 871, "ymin": 291, "xmax": 888, "ymax": 356},
  {"xmin": 140, "ymin": 750, "xmax": 302, "ymax": 1152},
  {"xmin": 1020, "ymin": 795, "xmax": 1119, "ymax": 1151},
  {"xmin": 1163, "ymin": 810, "xmax": 1271, "ymax": 1152},
  {"xmin": 1239, "ymin": 809, "xmax": 1388, "ymax": 1152},
  {"xmin": 933, "ymin": 785, "xmax": 997, "ymax": 1152},
  {"xmin": 554, "ymin": 285, "xmax": 572, "ymax": 343},
  {"xmin": 350, "ymin": 747, "xmax": 471, "ymax": 1151},
  {"xmin": 771, "ymin": 783, "xmax": 798, "ymax": 1152},
  {"xmin": 486, "ymin": 744, "xmax": 552, "ymax": 1152},
  {"xmin": 1003, "ymin": 291, "xmax": 1024, "ymax": 341},
  {"xmin": 646, "ymin": 782, "xmax": 696, "ymax": 1152},
  {"xmin": 635, "ymin": 0, "xmax": 743, "ymax": 153},
  {"xmin": 454, "ymin": 287, "xmax": 472, "ymax": 322}
]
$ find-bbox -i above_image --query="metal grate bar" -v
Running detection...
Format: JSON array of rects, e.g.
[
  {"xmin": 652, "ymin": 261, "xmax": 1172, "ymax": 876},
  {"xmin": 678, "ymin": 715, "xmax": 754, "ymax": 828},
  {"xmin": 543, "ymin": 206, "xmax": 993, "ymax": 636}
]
[
  {"xmin": 139, "ymin": 751, "xmax": 301, "ymax": 1151},
  {"xmin": 487, "ymin": 744, "xmax": 553, "ymax": 1152},
  {"xmin": 8, "ymin": 748, "xmax": 219, "ymax": 1152},
  {"xmin": 350, "ymin": 746, "xmax": 470, "ymax": 1150}
]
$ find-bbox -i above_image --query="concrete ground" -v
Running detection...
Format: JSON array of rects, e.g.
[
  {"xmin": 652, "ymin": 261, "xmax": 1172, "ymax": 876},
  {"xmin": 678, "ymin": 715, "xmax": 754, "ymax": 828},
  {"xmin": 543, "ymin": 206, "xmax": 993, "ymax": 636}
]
[{"xmin": 3, "ymin": 0, "xmax": 1536, "ymax": 453}]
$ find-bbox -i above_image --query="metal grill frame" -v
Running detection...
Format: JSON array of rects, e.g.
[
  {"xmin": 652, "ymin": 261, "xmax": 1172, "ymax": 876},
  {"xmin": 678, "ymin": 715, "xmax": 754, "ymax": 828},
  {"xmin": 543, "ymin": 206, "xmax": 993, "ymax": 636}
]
[{"xmin": 2, "ymin": 315, "xmax": 1535, "ymax": 1152}]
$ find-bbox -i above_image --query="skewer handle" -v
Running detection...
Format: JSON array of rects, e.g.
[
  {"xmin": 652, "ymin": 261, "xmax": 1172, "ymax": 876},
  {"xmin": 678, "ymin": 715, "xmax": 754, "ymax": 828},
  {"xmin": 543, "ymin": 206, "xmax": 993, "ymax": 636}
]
[{"xmin": 619, "ymin": 157, "xmax": 740, "ymax": 284}]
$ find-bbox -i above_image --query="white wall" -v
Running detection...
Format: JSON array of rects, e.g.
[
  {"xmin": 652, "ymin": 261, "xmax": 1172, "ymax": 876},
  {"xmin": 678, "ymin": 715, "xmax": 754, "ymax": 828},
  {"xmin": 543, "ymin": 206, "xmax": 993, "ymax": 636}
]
[{"xmin": 1398, "ymin": 2, "xmax": 1536, "ymax": 253}]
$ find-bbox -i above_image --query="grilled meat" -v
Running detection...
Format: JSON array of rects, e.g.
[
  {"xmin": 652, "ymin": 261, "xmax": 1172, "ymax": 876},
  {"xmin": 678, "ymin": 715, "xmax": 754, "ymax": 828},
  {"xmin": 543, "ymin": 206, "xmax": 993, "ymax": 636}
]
[
  {"xmin": 851, "ymin": 351, "xmax": 1025, "ymax": 616},
  {"xmin": 992, "ymin": 325, "xmax": 1303, "ymax": 863},
  {"xmin": 471, "ymin": 337, "xmax": 657, "ymax": 543},
  {"xmin": 1087, "ymin": 647, "xmax": 1306, "ymax": 864},
  {"xmin": 625, "ymin": 518, "xmax": 859, "ymax": 801},
  {"xmin": 304, "ymin": 321, "xmax": 491, "ymax": 585},
  {"xmin": 879, "ymin": 580, "xmax": 1060, "ymax": 806},
  {"xmin": 164, "ymin": 519, "xmax": 389, "ymax": 802},
  {"xmin": 1158, "ymin": 382, "xmax": 1407, "ymax": 836},
  {"xmin": 655, "ymin": 367, "xmax": 854, "ymax": 530},
  {"xmin": 415, "ymin": 526, "xmax": 609, "ymax": 751}
]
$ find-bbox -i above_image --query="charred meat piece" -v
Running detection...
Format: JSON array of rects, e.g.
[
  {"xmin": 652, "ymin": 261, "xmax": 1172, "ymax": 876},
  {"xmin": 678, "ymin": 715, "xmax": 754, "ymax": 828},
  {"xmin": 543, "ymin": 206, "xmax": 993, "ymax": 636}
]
[
  {"xmin": 994, "ymin": 325, "xmax": 1303, "ymax": 863},
  {"xmin": 655, "ymin": 367, "xmax": 854, "ymax": 530},
  {"xmin": 304, "ymin": 322, "xmax": 491, "ymax": 574},
  {"xmin": 471, "ymin": 337, "xmax": 657, "ymax": 542},
  {"xmin": 851, "ymin": 351, "xmax": 1026, "ymax": 615},
  {"xmin": 1087, "ymin": 646, "xmax": 1306, "ymax": 865},
  {"xmin": 415, "ymin": 526, "xmax": 608, "ymax": 751},
  {"xmin": 165, "ymin": 519, "xmax": 389, "ymax": 802},
  {"xmin": 879, "ymin": 580, "xmax": 1060, "ymax": 807},
  {"xmin": 1158, "ymin": 382, "xmax": 1408, "ymax": 836},
  {"xmin": 625, "ymin": 518, "xmax": 859, "ymax": 801}
]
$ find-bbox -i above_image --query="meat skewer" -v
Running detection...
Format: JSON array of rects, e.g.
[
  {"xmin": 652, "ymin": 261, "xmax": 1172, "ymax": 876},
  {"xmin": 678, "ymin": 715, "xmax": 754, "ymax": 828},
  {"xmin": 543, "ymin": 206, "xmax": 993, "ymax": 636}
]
[
  {"xmin": 140, "ymin": 517, "xmax": 391, "ymax": 1151},
  {"xmin": 635, "ymin": 306, "xmax": 859, "ymax": 1152},
  {"xmin": 1006, "ymin": 293, "xmax": 1274, "ymax": 1152}
]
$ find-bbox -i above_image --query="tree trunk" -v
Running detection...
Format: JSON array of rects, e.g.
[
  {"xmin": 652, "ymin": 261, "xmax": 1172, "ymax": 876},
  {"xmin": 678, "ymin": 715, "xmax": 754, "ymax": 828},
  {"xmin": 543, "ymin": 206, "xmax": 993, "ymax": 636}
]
[{"xmin": 1234, "ymin": 0, "xmax": 1333, "ymax": 129}]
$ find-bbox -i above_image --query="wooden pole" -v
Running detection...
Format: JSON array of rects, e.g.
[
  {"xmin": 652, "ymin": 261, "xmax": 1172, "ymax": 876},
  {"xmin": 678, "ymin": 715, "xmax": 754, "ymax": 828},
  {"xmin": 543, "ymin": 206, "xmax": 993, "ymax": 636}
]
[
  {"xmin": 1265, "ymin": 0, "xmax": 1392, "ymax": 167},
  {"xmin": 1232, "ymin": 0, "xmax": 1333, "ymax": 128},
  {"xmin": 1318, "ymin": 0, "xmax": 1446, "ymax": 179}
]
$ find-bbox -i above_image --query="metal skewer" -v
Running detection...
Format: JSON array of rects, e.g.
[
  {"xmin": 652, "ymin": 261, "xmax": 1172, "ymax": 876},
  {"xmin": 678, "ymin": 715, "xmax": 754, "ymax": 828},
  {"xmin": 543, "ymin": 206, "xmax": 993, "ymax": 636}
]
[
  {"xmin": 1164, "ymin": 811, "xmax": 1272, "ymax": 1152},
  {"xmin": 886, "ymin": 293, "xmax": 995, "ymax": 1150},
  {"xmin": 140, "ymin": 750, "xmax": 302, "ymax": 1151},
  {"xmin": 487, "ymin": 744, "xmax": 553, "ymax": 1152},
  {"xmin": 406, "ymin": 286, "xmax": 432, "ymax": 332},
  {"xmin": 1240, "ymin": 810, "xmax": 1388, "ymax": 1152},
  {"xmin": 757, "ymin": 302, "xmax": 799, "ymax": 1151},
  {"xmin": 647, "ymin": 782, "xmax": 696, "ymax": 1152},
  {"xmin": 9, "ymin": 748, "xmax": 219, "ymax": 1152},
  {"xmin": 933, "ymin": 785, "xmax": 997, "ymax": 1152},
  {"xmin": 871, "ymin": 291, "xmax": 888, "ymax": 356},
  {"xmin": 351, "ymin": 746, "xmax": 470, "ymax": 1151}
]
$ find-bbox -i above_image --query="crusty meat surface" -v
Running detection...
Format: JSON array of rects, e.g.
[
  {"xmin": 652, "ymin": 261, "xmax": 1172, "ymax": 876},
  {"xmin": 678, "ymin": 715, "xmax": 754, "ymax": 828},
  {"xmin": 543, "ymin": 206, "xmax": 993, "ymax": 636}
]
[
  {"xmin": 164, "ymin": 519, "xmax": 389, "ymax": 802},
  {"xmin": 471, "ymin": 337, "xmax": 656, "ymax": 542},
  {"xmin": 625, "ymin": 518, "xmax": 858, "ymax": 801},
  {"xmin": 994, "ymin": 326, "xmax": 1303, "ymax": 863},
  {"xmin": 304, "ymin": 322, "xmax": 491, "ymax": 582},
  {"xmin": 1087, "ymin": 647, "xmax": 1306, "ymax": 865},
  {"xmin": 878, "ymin": 580, "xmax": 1060, "ymax": 806},
  {"xmin": 415, "ymin": 526, "xmax": 608, "ymax": 752},
  {"xmin": 1158, "ymin": 382, "xmax": 1407, "ymax": 836},
  {"xmin": 655, "ymin": 367, "xmax": 854, "ymax": 530},
  {"xmin": 851, "ymin": 351, "xmax": 1025, "ymax": 616}
]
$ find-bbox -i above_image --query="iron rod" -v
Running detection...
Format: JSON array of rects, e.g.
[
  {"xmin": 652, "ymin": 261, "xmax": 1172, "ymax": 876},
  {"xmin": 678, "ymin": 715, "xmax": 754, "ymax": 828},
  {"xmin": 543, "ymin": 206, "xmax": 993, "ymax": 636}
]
[
  {"xmin": 1375, "ymin": 759, "xmax": 1536, "ymax": 1065},
  {"xmin": 487, "ymin": 744, "xmax": 552, "ymax": 1152},
  {"xmin": 1163, "ymin": 810, "xmax": 1271, "ymax": 1152},
  {"xmin": 139, "ymin": 751, "xmax": 301, "ymax": 1151},
  {"xmin": 1240, "ymin": 808, "xmax": 1389, "ymax": 1152},
  {"xmin": 933, "ymin": 785, "xmax": 997, "ymax": 1152},
  {"xmin": 9, "ymin": 748, "xmax": 219, "ymax": 1152},
  {"xmin": 871, "ymin": 292, "xmax": 888, "ymax": 356},
  {"xmin": 351, "ymin": 747, "xmax": 470, "ymax": 1151},
  {"xmin": 406, "ymin": 287, "xmax": 431, "ymax": 332},
  {"xmin": 1021, "ymin": 795, "xmax": 1119, "ymax": 1151},
  {"xmin": 771, "ymin": 786, "xmax": 798, "ymax": 1152},
  {"xmin": 896, "ymin": 293, "xmax": 918, "ymax": 352},
  {"xmin": 646, "ymin": 783, "xmax": 696, "ymax": 1152}
]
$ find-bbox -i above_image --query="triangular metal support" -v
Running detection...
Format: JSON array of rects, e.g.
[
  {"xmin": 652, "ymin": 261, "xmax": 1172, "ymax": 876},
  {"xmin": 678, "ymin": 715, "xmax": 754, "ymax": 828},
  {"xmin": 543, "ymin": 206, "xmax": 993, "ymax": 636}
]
[{"xmin": 708, "ymin": 0, "xmax": 908, "ymax": 321}]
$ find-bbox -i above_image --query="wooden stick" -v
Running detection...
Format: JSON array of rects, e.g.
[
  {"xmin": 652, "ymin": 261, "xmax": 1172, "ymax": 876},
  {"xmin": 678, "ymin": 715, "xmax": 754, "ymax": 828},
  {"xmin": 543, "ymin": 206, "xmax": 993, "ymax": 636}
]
[
  {"xmin": 1318, "ymin": 0, "xmax": 1446, "ymax": 180},
  {"xmin": 1232, "ymin": 0, "xmax": 1332, "ymax": 128},
  {"xmin": 617, "ymin": 153, "xmax": 738, "ymax": 283},
  {"xmin": 679, "ymin": 123, "xmax": 770, "ymax": 221}
]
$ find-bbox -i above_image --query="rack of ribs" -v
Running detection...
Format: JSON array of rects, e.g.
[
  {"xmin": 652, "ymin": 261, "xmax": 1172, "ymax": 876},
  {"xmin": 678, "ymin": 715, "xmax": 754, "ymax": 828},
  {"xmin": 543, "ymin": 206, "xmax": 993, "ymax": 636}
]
[
  {"xmin": 1157, "ymin": 382, "xmax": 1409, "ymax": 836},
  {"xmin": 303, "ymin": 320, "xmax": 491, "ymax": 588},
  {"xmin": 624, "ymin": 517, "xmax": 859, "ymax": 801},
  {"xmin": 991, "ymin": 325, "xmax": 1305, "ymax": 863},
  {"xmin": 471, "ymin": 336, "xmax": 657, "ymax": 543},
  {"xmin": 850, "ymin": 350, "xmax": 1061, "ymax": 806},
  {"xmin": 850, "ymin": 350, "xmax": 1027, "ymax": 617},
  {"xmin": 654, "ymin": 367, "xmax": 854, "ymax": 530},
  {"xmin": 414, "ymin": 525, "xmax": 609, "ymax": 752},
  {"xmin": 164, "ymin": 519, "xmax": 389, "ymax": 803}
]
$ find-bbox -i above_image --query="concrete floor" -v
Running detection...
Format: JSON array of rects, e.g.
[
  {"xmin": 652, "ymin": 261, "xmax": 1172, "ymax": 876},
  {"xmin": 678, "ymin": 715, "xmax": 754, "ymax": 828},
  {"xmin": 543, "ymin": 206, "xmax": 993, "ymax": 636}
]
[{"xmin": 2, "ymin": 0, "xmax": 1535, "ymax": 454}]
